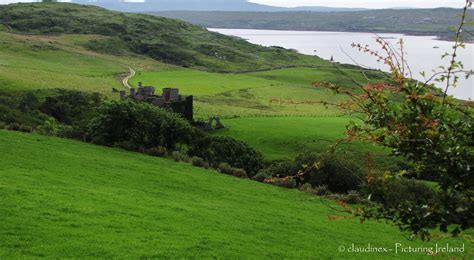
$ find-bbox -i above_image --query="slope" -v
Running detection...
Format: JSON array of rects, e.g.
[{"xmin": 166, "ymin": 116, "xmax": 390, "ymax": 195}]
[
  {"xmin": 0, "ymin": 130, "xmax": 471, "ymax": 258},
  {"xmin": 0, "ymin": 2, "xmax": 327, "ymax": 72},
  {"xmin": 0, "ymin": 31, "xmax": 166, "ymax": 95}
]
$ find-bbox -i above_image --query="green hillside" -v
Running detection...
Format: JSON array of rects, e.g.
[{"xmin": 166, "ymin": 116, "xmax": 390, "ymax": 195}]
[
  {"xmin": 0, "ymin": 31, "xmax": 165, "ymax": 95},
  {"xmin": 0, "ymin": 130, "xmax": 471, "ymax": 258},
  {"xmin": 0, "ymin": 3, "xmax": 327, "ymax": 72},
  {"xmin": 129, "ymin": 67, "xmax": 383, "ymax": 118},
  {"xmin": 215, "ymin": 117, "xmax": 393, "ymax": 165}
]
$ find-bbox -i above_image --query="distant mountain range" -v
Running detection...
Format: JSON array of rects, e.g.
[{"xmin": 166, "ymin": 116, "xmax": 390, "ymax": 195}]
[{"xmin": 71, "ymin": 0, "xmax": 368, "ymax": 12}]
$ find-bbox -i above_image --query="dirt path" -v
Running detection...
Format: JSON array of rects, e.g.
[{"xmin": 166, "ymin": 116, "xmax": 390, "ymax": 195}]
[{"xmin": 122, "ymin": 66, "xmax": 135, "ymax": 89}]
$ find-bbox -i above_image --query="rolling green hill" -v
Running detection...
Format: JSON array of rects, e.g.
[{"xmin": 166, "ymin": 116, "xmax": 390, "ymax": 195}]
[
  {"xmin": 0, "ymin": 3, "xmax": 327, "ymax": 72},
  {"xmin": 0, "ymin": 130, "xmax": 471, "ymax": 258},
  {"xmin": 0, "ymin": 31, "xmax": 166, "ymax": 95}
]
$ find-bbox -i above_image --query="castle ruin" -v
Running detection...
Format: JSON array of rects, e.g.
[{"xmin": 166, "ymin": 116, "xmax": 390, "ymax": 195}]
[{"xmin": 120, "ymin": 82, "xmax": 193, "ymax": 122}]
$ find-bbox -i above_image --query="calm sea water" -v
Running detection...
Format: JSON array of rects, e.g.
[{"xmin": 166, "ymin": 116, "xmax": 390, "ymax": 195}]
[{"xmin": 210, "ymin": 28, "xmax": 474, "ymax": 100}]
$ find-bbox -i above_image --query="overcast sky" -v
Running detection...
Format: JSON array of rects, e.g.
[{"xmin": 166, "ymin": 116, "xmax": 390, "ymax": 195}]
[{"xmin": 0, "ymin": 0, "xmax": 466, "ymax": 8}]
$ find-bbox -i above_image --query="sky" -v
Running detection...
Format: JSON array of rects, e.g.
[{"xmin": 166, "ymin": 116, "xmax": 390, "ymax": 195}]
[{"xmin": 0, "ymin": 0, "xmax": 466, "ymax": 8}]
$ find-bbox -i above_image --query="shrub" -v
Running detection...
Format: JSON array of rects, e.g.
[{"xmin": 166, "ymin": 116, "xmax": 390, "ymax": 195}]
[
  {"xmin": 146, "ymin": 146, "xmax": 168, "ymax": 157},
  {"xmin": 189, "ymin": 135, "xmax": 264, "ymax": 177},
  {"xmin": 312, "ymin": 185, "xmax": 331, "ymax": 196},
  {"xmin": 217, "ymin": 163, "xmax": 234, "ymax": 175},
  {"xmin": 231, "ymin": 168, "xmax": 248, "ymax": 178},
  {"xmin": 296, "ymin": 154, "xmax": 366, "ymax": 193},
  {"xmin": 191, "ymin": 156, "xmax": 206, "ymax": 167},
  {"xmin": 170, "ymin": 151, "xmax": 189, "ymax": 162},
  {"xmin": 0, "ymin": 122, "xmax": 5, "ymax": 129},
  {"xmin": 264, "ymin": 176, "xmax": 297, "ymax": 189},
  {"xmin": 88, "ymin": 101, "xmax": 193, "ymax": 150},
  {"xmin": 18, "ymin": 124, "xmax": 33, "ymax": 133},
  {"xmin": 299, "ymin": 183, "xmax": 313, "ymax": 193},
  {"xmin": 263, "ymin": 159, "xmax": 297, "ymax": 177},
  {"xmin": 300, "ymin": 184, "xmax": 332, "ymax": 196},
  {"xmin": 41, "ymin": 90, "xmax": 102, "ymax": 125},
  {"xmin": 252, "ymin": 170, "xmax": 273, "ymax": 182},
  {"xmin": 364, "ymin": 178, "xmax": 437, "ymax": 208},
  {"xmin": 6, "ymin": 122, "xmax": 21, "ymax": 131},
  {"xmin": 343, "ymin": 190, "xmax": 362, "ymax": 204},
  {"xmin": 36, "ymin": 119, "xmax": 61, "ymax": 136}
]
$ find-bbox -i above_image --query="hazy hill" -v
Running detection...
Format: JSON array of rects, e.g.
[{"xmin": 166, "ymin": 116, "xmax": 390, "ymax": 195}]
[
  {"xmin": 71, "ymin": 0, "xmax": 367, "ymax": 12},
  {"xmin": 0, "ymin": 3, "xmax": 325, "ymax": 71},
  {"xmin": 154, "ymin": 8, "xmax": 473, "ymax": 41}
]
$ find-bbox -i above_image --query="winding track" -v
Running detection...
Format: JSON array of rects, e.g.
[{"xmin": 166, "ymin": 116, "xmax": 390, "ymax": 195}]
[{"xmin": 122, "ymin": 66, "xmax": 135, "ymax": 89}]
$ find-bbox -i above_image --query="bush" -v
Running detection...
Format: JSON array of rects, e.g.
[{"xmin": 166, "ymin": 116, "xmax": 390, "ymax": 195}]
[
  {"xmin": 264, "ymin": 176, "xmax": 297, "ymax": 189},
  {"xmin": 215, "ymin": 163, "xmax": 246, "ymax": 178},
  {"xmin": 296, "ymin": 154, "xmax": 366, "ymax": 193},
  {"xmin": 88, "ymin": 101, "xmax": 193, "ymax": 150},
  {"xmin": 364, "ymin": 178, "xmax": 437, "ymax": 208},
  {"xmin": 191, "ymin": 156, "xmax": 206, "ymax": 167},
  {"xmin": 18, "ymin": 124, "xmax": 33, "ymax": 133},
  {"xmin": 36, "ymin": 119, "xmax": 61, "ymax": 136},
  {"xmin": 343, "ymin": 190, "xmax": 363, "ymax": 204},
  {"xmin": 6, "ymin": 122, "xmax": 21, "ymax": 131},
  {"xmin": 41, "ymin": 90, "xmax": 102, "ymax": 125},
  {"xmin": 263, "ymin": 159, "xmax": 297, "ymax": 178},
  {"xmin": 300, "ymin": 184, "xmax": 331, "ymax": 196},
  {"xmin": 170, "ymin": 151, "xmax": 189, "ymax": 162},
  {"xmin": 217, "ymin": 163, "xmax": 234, "ymax": 175},
  {"xmin": 0, "ymin": 122, "xmax": 5, "ymax": 129},
  {"xmin": 189, "ymin": 135, "xmax": 264, "ymax": 177},
  {"xmin": 252, "ymin": 170, "xmax": 273, "ymax": 182},
  {"xmin": 231, "ymin": 168, "xmax": 248, "ymax": 178},
  {"xmin": 146, "ymin": 146, "xmax": 168, "ymax": 157}
]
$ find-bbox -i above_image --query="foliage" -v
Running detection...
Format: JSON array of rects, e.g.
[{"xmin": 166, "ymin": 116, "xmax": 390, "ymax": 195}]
[
  {"xmin": 263, "ymin": 176, "xmax": 297, "ymax": 189},
  {"xmin": 190, "ymin": 156, "xmax": 207, "ymax": 168},
  {"xmin": 88, "ymin": 100, "xmax": 193, "ymax": 150},
  {"xmin": 322, "ymin": 1, "xmax": 474, "ymax": 239},
  {"xmin": 40, "ymin": 90, "xmax": 102, "ymax": 125},
  {"xmin": 189, "ymin": 135, "xmax": 264, "ymax": 177},
  {"xmin": 295, "ymin": 153, "xmax": 366, "ymax": 193},
  {"xmin": 364, "ymin": 178, "xmax": 437, "ymax": 209},
  {"xmin": 146, "ymin": 146, "xmax": 169, "ymax": 157}
]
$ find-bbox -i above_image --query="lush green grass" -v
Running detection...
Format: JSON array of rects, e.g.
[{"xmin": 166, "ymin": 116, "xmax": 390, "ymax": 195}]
[
  {"xmin": 131, "ymin": 67, "xmax": 383, "ymax": 118},
  {"xmin": 0, "ymin": 130, "xmax": 471, "ymax": 258},
  {"xmin": 0, "ymin": 32, "xmax": 165, "ymax": 95},
  {"xmin": 216, "ymin": 116, "xmax": 399, "ymax": 168}
]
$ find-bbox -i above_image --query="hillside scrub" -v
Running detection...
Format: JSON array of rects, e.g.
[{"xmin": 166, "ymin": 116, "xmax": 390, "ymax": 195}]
[
  {"xmin": 0, "ymin": 2, "xmax": 326, "ymax": 71},
  {"xmin": 88, "ymin": 100, "xmax": 193, "ymax": 150},
  {"xmin": 188, "ymin": 133, "xmax": 264, "ymax": 177}
]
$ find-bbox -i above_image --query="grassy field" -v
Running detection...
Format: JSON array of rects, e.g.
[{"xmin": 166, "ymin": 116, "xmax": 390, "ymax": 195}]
[
  {"xmin": 0, "ymin": 32, "xmax": 166, "ymax": 95},
  {"xmin": 0, "ymin": 130, "xmax": 471, "ymax": 258},
  {"xmin": 131, "ymin": 67, "xmax": 382, "ymax": 118},
  {"xmin": 215, "ymin": 116, "xmax": 400, "ymax": 168}
]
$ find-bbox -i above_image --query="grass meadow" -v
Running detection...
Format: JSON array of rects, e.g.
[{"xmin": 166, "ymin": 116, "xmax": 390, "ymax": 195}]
[
  {"xmin": 0, "ymin": 130, "xmax": 471, "ymax": 258},
  {"xmin": 0, "ymin": 32, "xmax": 166, "ymax": 95}
]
